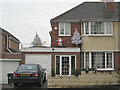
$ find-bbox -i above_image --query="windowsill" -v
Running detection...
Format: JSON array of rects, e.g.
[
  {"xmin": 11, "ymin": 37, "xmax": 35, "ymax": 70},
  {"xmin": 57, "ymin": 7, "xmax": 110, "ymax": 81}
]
[
  {"xmin": 59, "ymin": 34, "xmax": 71, "ymax": 37},
  {"xmin": 97, "ymin": 68, "xmax": 114, "ymax": 71},
  {"xmin": 82, "ymin": 34, "xmax": 113, "ymax": 37}
]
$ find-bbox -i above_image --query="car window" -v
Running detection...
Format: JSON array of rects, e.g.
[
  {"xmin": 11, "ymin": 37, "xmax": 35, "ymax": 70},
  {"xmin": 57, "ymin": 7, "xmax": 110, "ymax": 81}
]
[{"xmin": 18, "ymin": 65, "xmax": 38, "ymax": 71}]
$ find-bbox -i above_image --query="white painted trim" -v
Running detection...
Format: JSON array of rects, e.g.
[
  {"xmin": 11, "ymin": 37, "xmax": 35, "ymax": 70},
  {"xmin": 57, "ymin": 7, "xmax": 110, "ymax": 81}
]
[
  {"xmin": 84, "ymin": 53, "xmax": 86, "ymax": 68},
  {"xmin": 81, "ymin": 21, "xmax": 113, "ymax": 36},
  {"xmin": 83, "ymin": 52, "xmax": 114, "ymax": 70},
  {"xmin": 89, "ymin": 52, "xmax": 91, "ymax": 68},
  {"xmin": 112, "ymin": 53, "xmax": 114, "ymax": 69},
  {"xmin": 55, "ymin": 55, "xmax": 76, "ymax": 76},
  {"xmin": 97, "ymin": 68, "xmax": 114, "ymax": 71},
  {"xmin": 21, "ymin": 47, "xmax": 80, "ymax": 52},
  {"xmin": 0, "ymin": 59, "xmax": 21, "ymax": 62},
  {"xmin": 82, "ymin": 50, "xmax": 119, "ymax": 52},
  {"xmin": 105, "ymin": 53, "xmax": 107, "ymax": 69},
  {"xmin": 59, "ymin": 22, "xmax": 71, "ymax": 36}
]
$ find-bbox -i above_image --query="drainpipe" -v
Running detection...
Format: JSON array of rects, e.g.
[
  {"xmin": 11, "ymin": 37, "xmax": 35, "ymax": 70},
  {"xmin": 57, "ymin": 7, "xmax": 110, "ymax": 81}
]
[{"xmin": 7, "ymin": 35, "xmax": 12, "ymax": 53}]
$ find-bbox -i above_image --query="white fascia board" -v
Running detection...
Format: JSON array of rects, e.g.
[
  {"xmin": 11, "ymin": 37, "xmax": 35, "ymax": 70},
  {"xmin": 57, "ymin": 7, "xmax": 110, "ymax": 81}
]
[
  {"xmin": 82, "ymin": 50, "xmax": 120, "ymax": 52},
  {"xmin": 20, "ymin": 47, "xmax": 80, "ymax": 52},
  {"xmin": 0, "ymin": 59, "xmax": 21, "ymax": 62}
]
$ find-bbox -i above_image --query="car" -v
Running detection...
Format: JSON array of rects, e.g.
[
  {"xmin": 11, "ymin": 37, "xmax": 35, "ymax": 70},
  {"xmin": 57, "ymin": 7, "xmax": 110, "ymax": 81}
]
[{"xmin": 12, "ymin": 64, "xmax": 46, "ymax": 87}]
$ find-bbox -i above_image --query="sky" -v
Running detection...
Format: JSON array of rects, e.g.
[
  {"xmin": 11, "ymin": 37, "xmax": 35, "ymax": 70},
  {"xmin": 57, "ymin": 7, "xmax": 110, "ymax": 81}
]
[{"xmin": 0, "ymin": 0, "xmax": 119, "ymax": 47}]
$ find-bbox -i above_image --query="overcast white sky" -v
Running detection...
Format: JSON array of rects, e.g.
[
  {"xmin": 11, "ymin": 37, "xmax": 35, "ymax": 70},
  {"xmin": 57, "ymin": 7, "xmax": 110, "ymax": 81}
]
[{"xmin": 0, "ymin": 0, "xmax": 119, "ymax": 47}]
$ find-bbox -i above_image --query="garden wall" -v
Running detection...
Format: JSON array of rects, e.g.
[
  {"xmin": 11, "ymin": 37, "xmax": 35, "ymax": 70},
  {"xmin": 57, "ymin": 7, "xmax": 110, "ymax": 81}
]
[{"xmin": 48, "ymin": 71, "xmax": 119, "ymax": 88}]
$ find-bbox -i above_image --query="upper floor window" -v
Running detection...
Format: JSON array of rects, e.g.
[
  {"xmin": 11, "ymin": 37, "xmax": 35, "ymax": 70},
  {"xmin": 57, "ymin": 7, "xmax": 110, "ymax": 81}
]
[
  {"xmin": 82, "ymin": 22, "xmax": 113, "ymax": 36},
  {"xmin": 59, "ymin": 22, "xmax": 71, "ymax": 36}
]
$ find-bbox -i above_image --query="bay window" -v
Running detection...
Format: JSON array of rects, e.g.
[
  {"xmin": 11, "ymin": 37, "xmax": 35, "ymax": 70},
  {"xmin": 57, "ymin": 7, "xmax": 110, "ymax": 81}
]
[
  {"xmin": 83, "ymin": 52, "xmax": 114, "ymax": 70},
  {"xmin": 59, "ymin": 22, "xmax": 71, "ymax": 36},
  {"xmin": 82, "ymin": 22, "xmax": 113, "ymax": 35}
]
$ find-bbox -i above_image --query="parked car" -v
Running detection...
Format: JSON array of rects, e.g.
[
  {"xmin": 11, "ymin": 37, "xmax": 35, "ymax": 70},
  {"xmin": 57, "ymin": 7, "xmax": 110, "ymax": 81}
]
[{"xmin": 12, "ymin": 64, "xmax": 46, "ymax": 87}]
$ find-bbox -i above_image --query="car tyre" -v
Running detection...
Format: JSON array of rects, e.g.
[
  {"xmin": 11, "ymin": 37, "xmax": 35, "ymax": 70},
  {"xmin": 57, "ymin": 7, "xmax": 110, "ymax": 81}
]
[
  {"xmin": 43, "ymin": 75, "xmax": 46, "ymax": 82},
  {"xmin": 13, "ymin": 83, "xmax": 19, "ymax": 87}
]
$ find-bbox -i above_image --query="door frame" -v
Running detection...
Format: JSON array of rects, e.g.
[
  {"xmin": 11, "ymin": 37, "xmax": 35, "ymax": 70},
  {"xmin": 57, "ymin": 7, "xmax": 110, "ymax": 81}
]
[{"xmin": 55, "ymin": 55, "xmax": 76, "ymax": 76}]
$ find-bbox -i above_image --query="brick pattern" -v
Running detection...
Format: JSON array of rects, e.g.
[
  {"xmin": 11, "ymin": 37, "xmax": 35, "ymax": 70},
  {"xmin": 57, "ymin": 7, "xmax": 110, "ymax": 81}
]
[
  {"xmin": 21, "ymin": 52, "xmax": 80, "ymax": 71},
  {"xmin": 51, "ymin": 52, "xmax": 80, "ymax": 70},
  {"xmin": 114, "ymin": 52, "xmax": 120, "ymax": 73},
  {"xmin": 51, "ymin": 22, "xmax": 81, "ymax": 47},
  {"xmin": 2, "ymin": 53, "xmax": 21, "ymax": 59}
]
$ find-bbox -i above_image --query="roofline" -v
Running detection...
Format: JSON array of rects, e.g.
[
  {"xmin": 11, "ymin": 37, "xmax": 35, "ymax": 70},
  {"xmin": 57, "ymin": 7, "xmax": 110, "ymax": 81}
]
[
  {"xmin": 50, "ymin": 2, "xmax": 120, "ymax": 23},
  {"xmin": 0, "ymin": 27, "xmax": 21, "ymax": 43},
  {"xmin": 50, "ymin": 2, "xmax": 86, "ymax": 23}
]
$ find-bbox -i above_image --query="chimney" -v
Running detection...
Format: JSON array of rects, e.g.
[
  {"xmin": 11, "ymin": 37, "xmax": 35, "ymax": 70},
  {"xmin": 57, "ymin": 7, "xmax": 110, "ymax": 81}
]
[{"xmin": 102, "ymin": 0, "xmax": 115, "ymax": 11}]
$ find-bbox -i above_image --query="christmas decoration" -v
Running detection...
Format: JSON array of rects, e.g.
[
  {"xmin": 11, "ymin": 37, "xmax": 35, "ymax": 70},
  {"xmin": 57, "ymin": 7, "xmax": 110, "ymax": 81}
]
[
  {"xmin": 57, "ymin": 38, "xmax": 63, "ymax": 46},
  {"xmin": 31, "ymin": 33, "xmax": 42, "ymax": 47},
  {"xmin": 71, "ymin": 28, "xmax": 82, "ymax": 46},
  {"xmin": 54, "ymin": 27, "xmax": 58, "ymax": 30}
]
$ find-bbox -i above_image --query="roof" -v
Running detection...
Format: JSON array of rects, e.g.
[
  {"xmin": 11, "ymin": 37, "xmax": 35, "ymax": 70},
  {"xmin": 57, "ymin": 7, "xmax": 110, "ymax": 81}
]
[
  {"xmin": 0, "ymin": 27, "xmax": 20, "ymax": 43},
  {"xmin": 51, "ymin": 2, "xmax": 120, "ymax": 22}
]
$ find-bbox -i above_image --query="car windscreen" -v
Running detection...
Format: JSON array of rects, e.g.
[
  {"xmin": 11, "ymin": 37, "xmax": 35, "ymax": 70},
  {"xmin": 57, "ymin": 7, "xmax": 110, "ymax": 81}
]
[{"xmin": 18, "ymin": 65, "xmax": 38, "ymax": 71}]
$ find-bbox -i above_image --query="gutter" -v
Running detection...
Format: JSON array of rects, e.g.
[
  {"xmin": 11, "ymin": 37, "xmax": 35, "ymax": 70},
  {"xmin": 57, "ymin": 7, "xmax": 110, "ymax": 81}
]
[{"xmin": 7, "ymin": 35, "xmax": 12, "ymax": 53}]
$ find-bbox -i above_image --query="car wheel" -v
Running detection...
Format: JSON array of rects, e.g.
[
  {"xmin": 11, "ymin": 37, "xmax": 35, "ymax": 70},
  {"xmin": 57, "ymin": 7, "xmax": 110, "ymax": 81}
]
[
  {"xmin": 13, "ymin": 83, "xmax": 19, "ymax": 87},
  {"xmin": 43, "ymin": 75, "xmax": 46, "ymax": 82}
]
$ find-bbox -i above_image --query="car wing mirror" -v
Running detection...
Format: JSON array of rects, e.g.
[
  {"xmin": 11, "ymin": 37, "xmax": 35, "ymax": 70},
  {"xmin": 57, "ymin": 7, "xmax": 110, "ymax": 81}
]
[{"xmin": 43, "ymin": 68, "xmax": 46, "ymax": 71}]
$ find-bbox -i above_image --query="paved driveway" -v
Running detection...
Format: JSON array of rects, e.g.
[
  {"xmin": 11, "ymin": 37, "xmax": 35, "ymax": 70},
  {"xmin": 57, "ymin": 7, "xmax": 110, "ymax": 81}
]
[{"xmin": 1, "ymin": 81, "xmax": 47, "ymax": 90}]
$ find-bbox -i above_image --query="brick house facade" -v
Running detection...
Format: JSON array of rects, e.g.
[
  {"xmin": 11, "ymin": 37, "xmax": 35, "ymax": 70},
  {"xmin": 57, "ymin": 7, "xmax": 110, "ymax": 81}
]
[
  {"xmin": 21, "ymin": 1, "xmax": 120, "ymax": 76},
  {"xmin": 0, "ymin": 27, "xmax": 21, "ymax": 60},
  {"xmin": 0, "ymin": 27, "xmax": 21, "ymax": 84}
]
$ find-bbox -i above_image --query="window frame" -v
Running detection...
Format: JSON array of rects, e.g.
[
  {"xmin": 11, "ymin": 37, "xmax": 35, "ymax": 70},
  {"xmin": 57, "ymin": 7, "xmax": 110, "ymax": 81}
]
[
  {"xmin": 59, "ymin": 22, "xmax": 71, "ymax": 36},
  {"xmin": 81, "ymin": 22, "xmax": 113, "ymax": 36},
  {"xmin": 84, "ymin": 52, "xmax": 114, "ymax": 70}
]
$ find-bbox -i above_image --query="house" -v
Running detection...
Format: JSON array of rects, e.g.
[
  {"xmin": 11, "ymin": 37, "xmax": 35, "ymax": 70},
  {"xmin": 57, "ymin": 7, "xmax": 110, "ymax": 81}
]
[
  {"xmin": 21, "ymin": 0, "xmax": 120, "ymax": 76},
  {"xmin": 0, "ymin": 27, "xmax": 21, "ymax": 84}
]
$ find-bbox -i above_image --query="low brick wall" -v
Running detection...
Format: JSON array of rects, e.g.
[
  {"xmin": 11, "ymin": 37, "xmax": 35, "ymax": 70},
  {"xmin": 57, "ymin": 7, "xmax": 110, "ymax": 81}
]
[{"xmin": 48, "ymin": 71, "xmax": 119, "ymax": 88}]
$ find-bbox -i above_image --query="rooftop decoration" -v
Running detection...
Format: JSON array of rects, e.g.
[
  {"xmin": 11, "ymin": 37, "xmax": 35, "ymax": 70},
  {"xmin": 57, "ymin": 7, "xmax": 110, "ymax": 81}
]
[
  {"xmin": 31, "ymin": 33, "xmax": 42, "ymax": 47},
  {"xmin": 71, "ymin": 28, "xmax": 82, "ymax": 47}
]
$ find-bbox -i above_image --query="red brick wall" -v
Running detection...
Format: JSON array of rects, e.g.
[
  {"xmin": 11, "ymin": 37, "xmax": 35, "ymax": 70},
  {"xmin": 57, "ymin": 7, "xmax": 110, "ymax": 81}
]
[
  {"xmin": 21, "ymin": 52, "xmax": 80, "ymax": 71},
  {"xmin": 2, "ymin": 53, "xmax": 21, "ymax": 59},
  {"xmin": 51, "ymin": 22, "xmax": 81, "ymax": 47},
  {"xmin": 1, "ymin": 34, "xmax": 19, "ymax": 53},
  {"xmin": 114, "ymin": 52, "xmax": 120, "ymax": 73},
  {"xmin": 9, "ymin": 39, "xmax": 19, "ymax": 50},
  {"xmin": 0, "ymin": 33, "xmax": 2, "ymax": 58},
  {"xmin": 51, "ymin": 52, "xmax": 80, "ymax": 70}
]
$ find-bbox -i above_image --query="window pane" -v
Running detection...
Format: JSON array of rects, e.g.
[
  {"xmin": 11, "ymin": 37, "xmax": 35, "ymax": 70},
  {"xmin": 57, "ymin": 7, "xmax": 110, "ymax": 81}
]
[
  {"xmin": 65, "ymin": 23, "xmax": 70, "ymax": 35},
  {"xmin": 85, "ymin": 22, "xmax": 89, "ymax": 34},
  {"xmin": 56, "ymin": 56, "xmax": 60, "ymax": 75},
  {"xmin": 82, "ymin": 23, "xmax": 84, "ymax": 35},
  {"xmin": 106, "ymin": 22, "xmax": 112, "ymax": 34},
  {"xmin": 107, "ymin": 53, "xmax": 112, "ymax": 68},
  {"xmin": 92, "ymin": 52, "xmax": 105, "ymax": 69},
  {"xmin": 59, "ymin": 23, "xmax": 64, "ymax": 35},
  {"xmin": 71, "ymin": 56, "xmax": 75, "ymax": 74},
  {"xmin": 85, "ymin": 52, "xmax": 89, "ymax": 68},
  {"xmin": 91, "ymin": 22, "xmax": 104, "ymax": 34}
]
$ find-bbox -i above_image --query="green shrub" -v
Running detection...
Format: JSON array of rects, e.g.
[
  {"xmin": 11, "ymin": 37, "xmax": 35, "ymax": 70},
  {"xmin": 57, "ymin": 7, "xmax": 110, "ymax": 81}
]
[
  {"xmin": 74, "ymin": 68, "xmax": 79, "ymax": 76},
  {"xmin": 51, "ymin": 68, "xmax": 55, "ymax": 77}
]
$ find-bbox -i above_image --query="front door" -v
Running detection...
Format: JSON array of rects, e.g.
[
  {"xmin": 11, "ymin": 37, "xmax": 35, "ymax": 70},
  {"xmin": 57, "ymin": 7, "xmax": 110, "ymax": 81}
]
[{"xmin": 61, "ymin": 57, "xmax": 70, "ymax": 75}]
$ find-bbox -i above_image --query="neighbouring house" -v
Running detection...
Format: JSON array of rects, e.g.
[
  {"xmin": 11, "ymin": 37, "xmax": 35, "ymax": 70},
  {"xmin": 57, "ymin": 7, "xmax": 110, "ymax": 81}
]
[
  {"xmin": 0, "ymin": 27, "xmax": 21, "ymax": 84},
  {"xmin": 21, "ymin": 0, "xmax": 120, "ymax": 76}
]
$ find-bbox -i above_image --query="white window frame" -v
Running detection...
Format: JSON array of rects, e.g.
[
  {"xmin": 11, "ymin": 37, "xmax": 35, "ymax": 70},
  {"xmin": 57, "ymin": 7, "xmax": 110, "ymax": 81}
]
[
  {"xmin": 84, "ymin": 52, "xmax": 114, "ymax": 70},
  {"xmin": 81, "ymin": 22, "xmax": 113, "ymax": 36},
  {"xmin": 59, "ymin": 22, "xmax": 71, "ymax": 36},
  {"xmin": 55, "ymin": 55, "xmax": 76, "ymax": 76}
]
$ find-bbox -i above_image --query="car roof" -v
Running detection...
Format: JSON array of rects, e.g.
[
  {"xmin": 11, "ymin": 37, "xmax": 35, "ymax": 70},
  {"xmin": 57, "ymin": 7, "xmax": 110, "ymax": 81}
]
[{"xmin": 21, "ymin": 64, "xmax": 40, "ymax": 66}]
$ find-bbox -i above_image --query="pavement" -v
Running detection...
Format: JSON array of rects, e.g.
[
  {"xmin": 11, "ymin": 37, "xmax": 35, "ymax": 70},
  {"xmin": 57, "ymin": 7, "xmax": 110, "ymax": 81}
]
[{"xmin": 1, "ymin": 81, "xmax": 48, "ymax": 90}]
